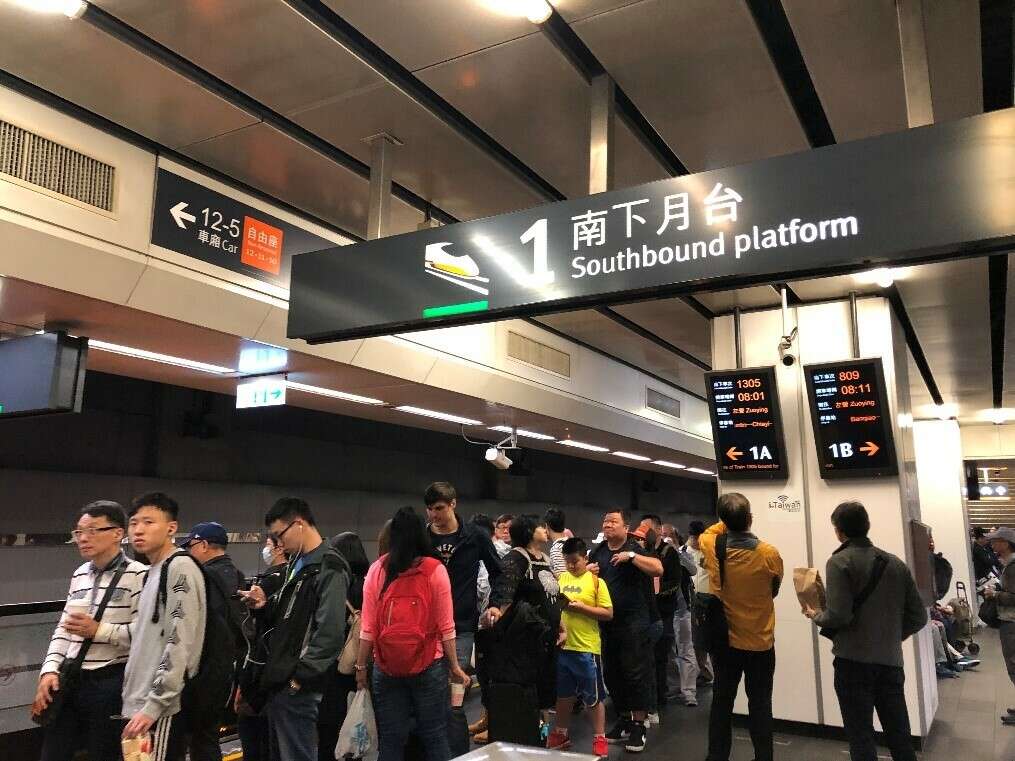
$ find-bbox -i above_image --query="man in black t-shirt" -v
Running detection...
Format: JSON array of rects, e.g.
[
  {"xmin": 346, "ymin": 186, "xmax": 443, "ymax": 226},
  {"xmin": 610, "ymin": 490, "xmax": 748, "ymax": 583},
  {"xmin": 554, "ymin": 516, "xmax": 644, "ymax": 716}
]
[{"xmin": 588, "ymin": 510, "xmax": 662, "ymax": 753}]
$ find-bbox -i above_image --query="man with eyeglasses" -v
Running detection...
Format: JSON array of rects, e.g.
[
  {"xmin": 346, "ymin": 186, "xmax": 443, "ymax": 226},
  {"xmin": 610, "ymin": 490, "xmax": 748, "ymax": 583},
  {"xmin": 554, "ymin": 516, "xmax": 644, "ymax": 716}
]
[{"xmin": 35, "ymin": 500, "xmax": 146, "ymax": 761}]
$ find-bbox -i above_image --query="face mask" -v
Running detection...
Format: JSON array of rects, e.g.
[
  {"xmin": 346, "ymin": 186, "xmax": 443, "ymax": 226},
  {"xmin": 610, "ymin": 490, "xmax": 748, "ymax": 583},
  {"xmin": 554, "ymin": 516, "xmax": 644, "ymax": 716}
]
[{"xmin": 262, "ymin": 546, "xmax": 275, "ymax": 565}]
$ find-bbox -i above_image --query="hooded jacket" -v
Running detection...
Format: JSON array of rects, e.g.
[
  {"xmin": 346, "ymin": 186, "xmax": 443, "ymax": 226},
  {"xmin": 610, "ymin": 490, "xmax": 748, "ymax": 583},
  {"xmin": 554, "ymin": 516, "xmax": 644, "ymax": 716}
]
[
  {"xmin": 429, "ymin": 516, "xmax": 503, "ymax": 633},
  {"xmin": 258, "ymin": 541, "xmax": 350, "ymax": 692}
]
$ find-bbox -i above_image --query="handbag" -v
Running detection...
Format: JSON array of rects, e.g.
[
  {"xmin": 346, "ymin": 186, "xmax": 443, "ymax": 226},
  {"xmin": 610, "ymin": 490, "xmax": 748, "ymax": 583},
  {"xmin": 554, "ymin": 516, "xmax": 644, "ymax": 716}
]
[
  {"xmin": 819, "ymin": 554, "xmax": 888, "ymax": 640},
  {"xmin": 979, "ymin": 596, "xmax": 1002, "ymax": 628},
  {"xmin": 337, "ymin": 600, "xmax": 362, "ymax": 675},
  {"xmin": 691, "ymin": 534, "xmax": 729, "ymax": 654},
  {"xmin": 32, "ymin": 561, "xmax": 127, "ymax": 727}
]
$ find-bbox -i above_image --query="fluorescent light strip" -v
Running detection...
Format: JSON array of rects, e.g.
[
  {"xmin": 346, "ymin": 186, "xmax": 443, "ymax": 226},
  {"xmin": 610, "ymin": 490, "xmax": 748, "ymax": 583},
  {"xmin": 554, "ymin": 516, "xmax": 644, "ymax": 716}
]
[
  {"xmin": 394, "ymin": 405, "xmax": 483, "ymax": 426},
  {"xmin": 559, "ymin": 439, "xmax": 610, "ymax": 453},
  {"xmin": 613, "ymin": 451, "xmax": 651, "ymax": 462},
  {"xmin": 687, "ymin": 467, "xmax": 716, "ymax": 476},
  {"xmin": 285, "ymin": 381, "xmax": 384, "ymax": 406},
  {"xmin": 652, "ymin": 460, "xmax": 687, "ymax": 470},
  {"xmin": 89, "ymin": 339, "xmax": 234, "ymax": 375},
  {"xmin": 488, "ymin": 425, "xmax": 556, "ymax": 441}
]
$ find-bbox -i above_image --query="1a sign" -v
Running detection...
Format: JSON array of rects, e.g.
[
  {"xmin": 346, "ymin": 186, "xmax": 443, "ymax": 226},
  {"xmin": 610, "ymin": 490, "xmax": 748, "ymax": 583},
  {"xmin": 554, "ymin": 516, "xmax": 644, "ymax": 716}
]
[
  {"xmin": 705, "ymin": 366, "xmax": 789, "ymax": 480},
  {"xmin": 803, "ymin": 358, "xmax": 898, "ymax": 479},
  {"xmin": 289, "ymin": 107, "xmax": 1015, "ymax": 343},
  {"xmin": 151, "ymin": 168, "xmax": 336, "ymax": 289},
  {"xmin": 236, "ymin": 375, "xmax": 286, "ymax": 409}
]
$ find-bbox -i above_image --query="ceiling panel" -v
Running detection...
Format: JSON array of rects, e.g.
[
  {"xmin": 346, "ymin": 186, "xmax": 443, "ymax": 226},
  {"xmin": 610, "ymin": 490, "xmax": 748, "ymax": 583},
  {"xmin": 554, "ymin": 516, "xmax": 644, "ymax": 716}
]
[
  {"xmin": 782, "ymin": 0, "xmax": 907, "ymax": 142},
  {"xmin": 0, "ymin": 3, "xmax": 257, "ymax": 149},
  {"xmin": 535, "ymin": 310, "xmax": 707, "ymax": 395},
  {"xmin": 786, "ymin": 275, "xmax": 884, "ymax": 302},
  {"xmin": 573, "ymin": 0, "xmax": 809, "ymax": 172},
  {"xmin": 290, "ymin": 82, "xmax": 547, "ymax": 222},
  {"xmin": 90, "ymin": 0, "xmax": 381, "ymax": 117},
  {"xmin": 923, "ymin": 0, "xmax": 982, "ymax": 123},
  {"xmin": 896, "ymin": 259, "xmax": 992, "ymax": 418},
  {"xmin": 182, "ymin": 123, "xmax": 422, "ymax": 239},
  {"xmin": 694, "ymin": 286, "xmax": 782, "ymax": 313},
  {"xmin": 611, "ymin": 298, "xmax": 711, "ymax": 366}
]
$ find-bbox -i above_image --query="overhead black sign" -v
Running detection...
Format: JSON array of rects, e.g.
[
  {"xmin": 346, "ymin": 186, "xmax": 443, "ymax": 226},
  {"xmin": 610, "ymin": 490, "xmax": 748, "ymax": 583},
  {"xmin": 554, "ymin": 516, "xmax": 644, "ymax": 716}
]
[
  {"xmin": 288, "ymin": 107, "xmax": 1015, "ymax": 343},
  {"xmin": 804, "ymin": 358, "xmax": 898, "ymax": 479},
  {"xmin": 151, "ymin": 168, "xmax": 335, "ymax": 288},
  {"xmin": 705, "ymin": 366, "xmax": 788, "ymax": 480}
]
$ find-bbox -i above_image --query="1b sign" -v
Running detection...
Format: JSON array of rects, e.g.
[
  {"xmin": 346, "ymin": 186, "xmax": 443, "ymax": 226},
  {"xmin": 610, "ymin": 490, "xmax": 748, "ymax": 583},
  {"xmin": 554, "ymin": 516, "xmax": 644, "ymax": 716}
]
[{"xmin": 236, "ymin": 375, "xmax": 286, "ymax": 409}]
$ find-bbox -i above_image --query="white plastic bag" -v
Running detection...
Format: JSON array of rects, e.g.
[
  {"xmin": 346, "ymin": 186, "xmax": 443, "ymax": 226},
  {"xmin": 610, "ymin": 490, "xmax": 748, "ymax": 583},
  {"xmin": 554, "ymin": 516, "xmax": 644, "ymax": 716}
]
[{"xmin": 336, "ymin": 689, "xmax": 377, "ymax": 759}]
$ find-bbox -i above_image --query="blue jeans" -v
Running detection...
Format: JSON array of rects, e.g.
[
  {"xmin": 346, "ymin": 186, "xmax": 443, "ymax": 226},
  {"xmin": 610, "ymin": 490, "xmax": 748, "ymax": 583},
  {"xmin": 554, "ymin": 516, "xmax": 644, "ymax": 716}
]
[
  {"xmin": 266, "ymin": 687, "xmax": 323, "ymax": 761},
  {"xmin": 373, "ymin": 659, "xmax": 450, "ymax": 761},
  {"xmin": 455, "ymin": 631, "xmax": 474, "ymax": 670}
]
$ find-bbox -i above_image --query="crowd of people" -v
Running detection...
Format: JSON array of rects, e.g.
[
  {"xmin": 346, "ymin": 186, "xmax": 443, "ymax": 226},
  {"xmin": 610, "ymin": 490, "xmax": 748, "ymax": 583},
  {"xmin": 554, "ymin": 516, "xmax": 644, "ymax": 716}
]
[{"xmin": 32, "ymin": 484, "xmax": 1001, "ymax": 761}]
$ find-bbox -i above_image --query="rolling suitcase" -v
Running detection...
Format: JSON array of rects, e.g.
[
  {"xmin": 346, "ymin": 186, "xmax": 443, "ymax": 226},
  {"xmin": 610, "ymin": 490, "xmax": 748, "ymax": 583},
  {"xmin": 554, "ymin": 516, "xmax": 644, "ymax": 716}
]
[{"xmin": 488, "ymin": 682, "xmax": 541, "ymax": 746}]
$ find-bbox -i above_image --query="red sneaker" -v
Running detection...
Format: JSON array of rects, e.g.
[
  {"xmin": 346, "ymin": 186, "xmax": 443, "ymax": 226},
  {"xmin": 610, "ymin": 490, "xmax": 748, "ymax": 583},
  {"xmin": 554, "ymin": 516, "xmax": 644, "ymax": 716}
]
[
  {"xmin": 592, "ymin": 734, "xmax": 609, "ymax": 758},
  {"xmin": 546, "ymin": 729, "xmax": 571, "ymax": 750}
]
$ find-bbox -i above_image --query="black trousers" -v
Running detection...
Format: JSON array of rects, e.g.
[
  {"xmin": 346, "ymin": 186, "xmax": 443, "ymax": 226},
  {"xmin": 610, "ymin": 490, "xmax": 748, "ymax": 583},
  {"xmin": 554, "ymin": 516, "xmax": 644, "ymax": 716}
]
[
  {"xmin": 40, "ymin": 663, "xmax": 125, "ymax": 761},
  {"xmin": 601, "ymin": 618, "xmax": 653, "ymax": 715},
  {"xmin": 654, "ymin": 635, "xmax": 674, "ymax": 703},
  {"xmin": 707, "ymin": 646, "xmax": 775, "ymax": 761},
  {"xmin": 833, "ymin": 658, "xmax": 916, "ymax": 761}
]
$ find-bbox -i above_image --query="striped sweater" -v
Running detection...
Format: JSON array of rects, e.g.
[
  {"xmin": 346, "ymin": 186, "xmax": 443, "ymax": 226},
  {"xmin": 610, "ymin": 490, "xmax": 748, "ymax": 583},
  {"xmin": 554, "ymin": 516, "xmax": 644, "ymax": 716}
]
[{"xmin": 41, "ymin": 553, "xmax": 147, "ymax": 675}]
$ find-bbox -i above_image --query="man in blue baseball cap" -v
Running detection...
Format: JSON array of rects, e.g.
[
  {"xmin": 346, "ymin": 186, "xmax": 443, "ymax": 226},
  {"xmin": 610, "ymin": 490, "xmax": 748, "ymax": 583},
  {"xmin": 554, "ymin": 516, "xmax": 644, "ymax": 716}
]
[{"xmin": 181, "ymin": 522, "xmax": 245, "ymax": 761}]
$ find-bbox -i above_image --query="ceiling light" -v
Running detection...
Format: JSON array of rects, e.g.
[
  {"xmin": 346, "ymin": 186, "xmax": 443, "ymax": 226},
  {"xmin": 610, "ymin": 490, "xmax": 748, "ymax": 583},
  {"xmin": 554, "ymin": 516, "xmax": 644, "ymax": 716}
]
[
  {"xmin": 559, "ymin": 439, "xmax": 609, "ymax": 453},
  {"xmin": 10, "ymin": 0, "xmax": 87, "ymax": 17},
  {"xmin": 982, "ymin": 408, "xmax": 1014, "ymax": 425},
  {"xmin": 239, "ymin": 344, "xmax": 288, "ymax": 374},
  {"xmin": 853, "ymin": 267, "xmax": 908, "ymax": 288},
  {"xmin": 89, "ymin": 339, "xmax": 234, "ymax": 374},
  {"xmin": 489, "ymin": 425, "xmax": 555, "ymax": 441},
  {"xmin": 652, "ymin": 460, "xmax": 687, "ymax": 469},
  {"xmin": 479, "ymin": 0, "xmax": 553, "ymax": 24},
  {"xmin": 687, "ymin": 467, "xmax": 716, "ymax": 476},
  {"xmin": 285, "ymin": 381, "xmax": 384, "ymax": 406},
  {"xmin": 933, "ymin": 403, "xmax": 958, "ymax": 420},
  {"xmin": 394, "ymin": 405, "xmax": 483, "ymax": 426},
  {"xmin": 613, "ymin": 451, "xmax": 651, "ymax": 462},
  {"xmin": 980, "ymin": 485, "xmax": 995, "ymax": 497}
]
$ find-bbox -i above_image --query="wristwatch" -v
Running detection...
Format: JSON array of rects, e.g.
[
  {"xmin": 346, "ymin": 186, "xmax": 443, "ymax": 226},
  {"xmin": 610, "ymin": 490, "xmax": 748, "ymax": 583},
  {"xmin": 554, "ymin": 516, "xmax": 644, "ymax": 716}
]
[{"xmin": 628, "ymin": 551, "xmax": 635, "ymax": 561}]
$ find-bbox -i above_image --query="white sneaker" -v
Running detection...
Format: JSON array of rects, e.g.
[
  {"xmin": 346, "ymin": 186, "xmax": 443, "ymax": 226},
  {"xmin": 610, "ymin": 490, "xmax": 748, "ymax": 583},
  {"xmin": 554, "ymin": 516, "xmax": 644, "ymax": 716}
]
[{"xmin": 646, "ymin": 712, "xmax": 660, "ymax": 726}]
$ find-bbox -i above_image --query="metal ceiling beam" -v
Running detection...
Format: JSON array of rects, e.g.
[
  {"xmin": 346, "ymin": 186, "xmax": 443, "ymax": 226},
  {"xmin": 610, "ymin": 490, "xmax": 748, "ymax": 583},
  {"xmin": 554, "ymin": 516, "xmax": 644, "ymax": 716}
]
[
  {"xmin": 525, "ymin": 318, "xmax": 707, "ymax": 402},
  {"xmin": 772, "ymin": 283, "xmax": 802, "ymax": 305},
  {"xmin": 280, "ymin": 0, "xmax": 565, "ymax": 203},
  {"xmin": 79, "ymin": 2, "xmax": 460, "ymax": 227},
  {"xmin": 539, "ymin": 10, "xmax": 689, "ymax": 176},
  {"xmin": 680, "ymin": 296, "xmax": 715, "ymax": 321},
  {"xmin": 982, "ymin": 0, "xmax": 1014, "ymax": 409},
  {"xmin": 745, "ymin": 0, "xmax": 836, "ymax": 148},
  {"xmin": 0, "ymin": 69, "xmax": 365, "ymax": 243},
  {"xmin": 885, "ymin": 285, "xmax": 944, "ymax": 406},
  {"xmin": 595, "ymin": 307, "xmax": 711, "ymax": 371}
]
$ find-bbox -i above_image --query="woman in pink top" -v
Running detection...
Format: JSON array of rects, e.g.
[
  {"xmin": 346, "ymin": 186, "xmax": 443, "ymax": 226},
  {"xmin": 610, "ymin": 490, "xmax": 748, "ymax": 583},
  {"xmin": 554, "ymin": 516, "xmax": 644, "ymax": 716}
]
[{"xmin": 355, "ymin": 507, "xmax": 468, "ymax": 761}]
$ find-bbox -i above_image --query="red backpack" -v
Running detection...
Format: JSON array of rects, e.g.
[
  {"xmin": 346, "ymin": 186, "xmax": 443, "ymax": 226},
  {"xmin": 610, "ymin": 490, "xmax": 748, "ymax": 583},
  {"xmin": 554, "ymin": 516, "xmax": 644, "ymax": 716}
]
[{"xmin": 374, "ymin": 556, "xmax": 441, "ymax": 677}]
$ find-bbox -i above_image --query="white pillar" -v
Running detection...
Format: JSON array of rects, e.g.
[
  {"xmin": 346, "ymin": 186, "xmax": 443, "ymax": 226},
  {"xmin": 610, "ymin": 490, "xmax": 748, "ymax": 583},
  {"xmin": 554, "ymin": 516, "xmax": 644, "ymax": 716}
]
[{"xmin": 913, "ymin": 420, "xmax": 975, "ymax": 609}]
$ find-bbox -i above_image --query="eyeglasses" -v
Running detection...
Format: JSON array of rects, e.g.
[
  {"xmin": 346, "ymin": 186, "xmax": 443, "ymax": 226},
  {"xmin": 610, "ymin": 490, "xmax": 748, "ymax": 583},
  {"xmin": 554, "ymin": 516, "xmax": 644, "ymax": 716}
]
[
  {"xmin": 269, "ymin": 521, "xmax": 299, "ymax": 543},
  {"xmin": 71, "ymin": 526, "xmax": 119, "ymax": 541}
]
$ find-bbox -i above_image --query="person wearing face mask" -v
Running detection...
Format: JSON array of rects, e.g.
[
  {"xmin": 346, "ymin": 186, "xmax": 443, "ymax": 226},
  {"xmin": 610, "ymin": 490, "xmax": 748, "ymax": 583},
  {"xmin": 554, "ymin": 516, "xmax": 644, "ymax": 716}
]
[
  {"xmin": 235, "ymin": 536, "xmax": 288, "ymax": 761},
  {"xmin": 239, "ymin": 498, "xmax": 350, "ymax": 761}
]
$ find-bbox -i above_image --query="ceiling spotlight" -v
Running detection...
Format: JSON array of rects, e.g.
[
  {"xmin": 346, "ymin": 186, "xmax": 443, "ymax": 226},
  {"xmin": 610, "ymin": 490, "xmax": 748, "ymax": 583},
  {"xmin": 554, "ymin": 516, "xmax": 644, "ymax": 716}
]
[
  {"xmin": 983, "ymin": 408, "xmax": 1013, "ymax": 425},
  {"xmin": 479, "ymin": 0, "xmax": 553, "ymax": 24},
  {"xmin": 485, "ymin": 446, "xmax": 513, "ymax": 470},
  {"xmin": 10, "ymin": 0, "xmax": 87, "ymax": 17},
  {"xmin": 854, "ymin": 267, "xmax": 908, "ymax": 289}
]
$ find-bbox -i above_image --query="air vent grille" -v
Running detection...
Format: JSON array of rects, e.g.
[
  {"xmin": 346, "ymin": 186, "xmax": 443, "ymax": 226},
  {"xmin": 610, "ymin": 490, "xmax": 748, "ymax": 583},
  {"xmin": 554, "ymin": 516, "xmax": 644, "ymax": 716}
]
[
  {"xmin": 646, "ymin": 388, "xmax": 681, "ymax": 419},
  {"xmin": 0, "ymin": 120, "xmax": 115, "ymax": 212},
  {"xmin": 507, "ymin": 331, "xmax": 571, "ymax": 378}
]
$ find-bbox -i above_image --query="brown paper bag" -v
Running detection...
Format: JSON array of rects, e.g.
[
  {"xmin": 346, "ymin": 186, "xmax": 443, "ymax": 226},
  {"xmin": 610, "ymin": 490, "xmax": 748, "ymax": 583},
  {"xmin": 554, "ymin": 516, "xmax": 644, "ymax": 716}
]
[
  {"xmin": 121, "ymin": 735, "xmax": 152, "ymax": 761},
  {"xmin": 793, "ymin": 567, "xmax": 826, "ymax": 612}
]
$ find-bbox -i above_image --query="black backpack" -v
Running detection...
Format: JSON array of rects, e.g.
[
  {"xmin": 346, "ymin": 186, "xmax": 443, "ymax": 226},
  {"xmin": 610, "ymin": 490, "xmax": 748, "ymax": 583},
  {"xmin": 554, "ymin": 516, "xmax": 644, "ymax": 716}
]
[
  {"xmin": 153, "ymin": 551, "xmax": 242, "ymax": 727},
  {"xmin": 691, "ymin": 534, "xmax": 729, "ymax": 653}
]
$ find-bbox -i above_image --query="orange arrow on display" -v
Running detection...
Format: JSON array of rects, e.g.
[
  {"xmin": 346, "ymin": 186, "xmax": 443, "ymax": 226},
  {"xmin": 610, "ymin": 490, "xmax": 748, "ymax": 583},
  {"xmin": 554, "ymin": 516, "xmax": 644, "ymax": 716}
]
[
  {"xmin": 859, "ymin": 441, "xmax": 879, "ymax": 457},
  {"xmin": 726, "ymin": 447, "xmax": 743, "ymax": 461}
]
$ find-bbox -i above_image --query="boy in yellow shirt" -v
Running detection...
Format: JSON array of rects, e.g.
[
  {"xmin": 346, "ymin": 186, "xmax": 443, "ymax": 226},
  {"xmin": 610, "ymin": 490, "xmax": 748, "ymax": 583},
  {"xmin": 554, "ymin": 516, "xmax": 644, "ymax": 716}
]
[{"xmin": 547, "ymin": 537, "xmax": 614, "ymax": 759}]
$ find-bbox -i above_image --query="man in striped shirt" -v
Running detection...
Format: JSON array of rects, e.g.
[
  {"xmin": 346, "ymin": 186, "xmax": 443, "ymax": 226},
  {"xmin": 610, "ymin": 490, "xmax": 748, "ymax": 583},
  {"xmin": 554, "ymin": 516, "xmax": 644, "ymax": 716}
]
[{"xmin": 34, "ymin": 500, "xmax": 146, "ymax": 761}]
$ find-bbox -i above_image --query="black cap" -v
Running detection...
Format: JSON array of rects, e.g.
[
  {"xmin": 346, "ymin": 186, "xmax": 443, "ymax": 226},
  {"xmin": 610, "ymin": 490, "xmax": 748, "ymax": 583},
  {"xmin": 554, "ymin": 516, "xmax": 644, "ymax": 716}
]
[{"xmin": 688, "ymin": 520, "xmax": 705, "ymax": 537}]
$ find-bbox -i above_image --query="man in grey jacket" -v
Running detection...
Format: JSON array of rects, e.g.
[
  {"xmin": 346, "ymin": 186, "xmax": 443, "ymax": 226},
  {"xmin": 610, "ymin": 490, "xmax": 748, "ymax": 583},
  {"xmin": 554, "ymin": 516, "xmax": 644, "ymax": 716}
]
[
  {"xmin": 983, "ymin": 526, "xmax": 1015, "ymax": 725},
  {"xmin": 802, "ymin": 502, "xmax": 927, "ymax": 761}
]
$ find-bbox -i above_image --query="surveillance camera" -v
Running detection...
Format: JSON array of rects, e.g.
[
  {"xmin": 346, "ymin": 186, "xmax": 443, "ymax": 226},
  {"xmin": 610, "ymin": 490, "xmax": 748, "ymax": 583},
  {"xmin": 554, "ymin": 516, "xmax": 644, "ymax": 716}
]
[
  {"xmin": 485, "ymin": 446, "xmax": 513, "ymax": 470},
  {"xmin": 781, "ymin": 352, "xmax": 796, "ymax": 367}
]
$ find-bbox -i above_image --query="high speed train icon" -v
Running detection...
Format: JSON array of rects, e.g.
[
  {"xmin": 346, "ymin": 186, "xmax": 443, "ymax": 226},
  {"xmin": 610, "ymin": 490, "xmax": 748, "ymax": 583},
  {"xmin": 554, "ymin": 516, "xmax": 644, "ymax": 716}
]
[{"xmin": 424, "ymin": 242, "xmax": 490, "ymax": 296}]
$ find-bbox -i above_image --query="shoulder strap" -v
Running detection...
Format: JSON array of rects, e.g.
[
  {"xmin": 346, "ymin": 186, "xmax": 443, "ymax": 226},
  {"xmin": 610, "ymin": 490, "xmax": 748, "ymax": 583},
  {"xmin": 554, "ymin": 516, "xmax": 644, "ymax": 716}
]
[
  {"xmin": 74, "ymin": 561, "xmax": 128, "ymax": 666},
  {"xmin": 511, "ymin": 546, "xmax": 534, "ymax": 578},
  {"xmin": 717, "ymin": 533, "xmax": 728, "ymax": 590},
  {"xmin": 852, "ymin": 554, "xmax": 889, "ymax": 613}
]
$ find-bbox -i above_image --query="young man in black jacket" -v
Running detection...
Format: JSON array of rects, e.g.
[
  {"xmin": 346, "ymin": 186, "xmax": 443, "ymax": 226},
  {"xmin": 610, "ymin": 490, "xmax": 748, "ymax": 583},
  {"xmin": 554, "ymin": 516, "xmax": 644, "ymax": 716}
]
[
  {"xmin": 803, "ymin": 502, "xmax": 927, "ymax": 761},
  {"xmin": 240, "ymin": 498, "xmax": 349, "ymax": 761},
  {"xmin": 425, "ymin": 482, "xmax": 503, "ymax": 668}
]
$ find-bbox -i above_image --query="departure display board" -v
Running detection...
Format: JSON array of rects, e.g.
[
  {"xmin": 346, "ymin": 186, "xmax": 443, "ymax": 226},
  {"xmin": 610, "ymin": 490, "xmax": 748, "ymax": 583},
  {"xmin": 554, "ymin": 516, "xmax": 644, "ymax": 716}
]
[
  {"xmin": 804, "ymin": 358, "xmax": 898, "ymax": 479},
  {"xmin": 705, "ymin": 366, "xmax": 788, "ymax": 480}
]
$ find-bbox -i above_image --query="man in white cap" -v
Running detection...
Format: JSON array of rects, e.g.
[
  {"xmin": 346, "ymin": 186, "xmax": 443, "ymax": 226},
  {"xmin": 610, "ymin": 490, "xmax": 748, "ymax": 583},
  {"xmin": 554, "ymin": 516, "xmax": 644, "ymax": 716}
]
[{"xmin": 984, "ymin": 526, "xmax": 1015, "ymax": 725}]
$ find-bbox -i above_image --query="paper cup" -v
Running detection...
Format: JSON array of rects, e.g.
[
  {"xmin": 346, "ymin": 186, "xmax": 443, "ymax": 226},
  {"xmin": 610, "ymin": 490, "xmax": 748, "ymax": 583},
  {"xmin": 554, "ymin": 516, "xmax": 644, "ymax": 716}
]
[
  {"xmin": 63, "ymin": 598, "xmax": 90, "ymax": 624},
  {"xmin": 450, "ymin": 682, "xmax": 466, "ymax": 707}
]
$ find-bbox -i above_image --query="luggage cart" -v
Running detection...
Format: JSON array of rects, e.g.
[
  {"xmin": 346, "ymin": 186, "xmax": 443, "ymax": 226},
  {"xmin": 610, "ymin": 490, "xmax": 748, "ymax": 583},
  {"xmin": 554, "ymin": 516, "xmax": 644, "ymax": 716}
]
[{"xmin": 954, "ymin": 581, "xmax": 980, "ymax": 656}]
